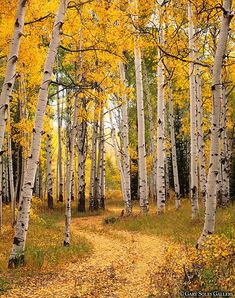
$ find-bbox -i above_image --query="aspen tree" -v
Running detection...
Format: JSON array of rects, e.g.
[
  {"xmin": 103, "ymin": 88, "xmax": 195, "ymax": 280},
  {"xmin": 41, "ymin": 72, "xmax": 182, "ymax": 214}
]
[
  {"xmin": 221, "ymin": 86, "xmax": 230, "ymax": 206},
  {"xmin": 109, "ymin": 111, "xmax": 130, "ymax": 212},
  {"xmin": 3, "ymin": 152, "xmax": 9, "ymax": 203},
  {"xmin": 169, "ymin": 81, "xmax": 180, "ymax": 209},
  {"xmin": 34, "ymin": 166, "xmax": 40, "ymax": 197},
  {"xmin": 39, "ymin": 162, "xmax": 43, "ymax": 199},
  {"xmin": 46, "ymin": 134, "xmax": 53, "ymax": 209},
  {"xmin": 77, "ymin": 108, "xmax": 87, "ymax": 212},
  {"xmin": 14, "ymin": 148, "xmax": 21, "ymax": 204},
  {"xmin": 8, "ymin": 131, "xmax": 15, "ymax": 226},
  {"xmin": 0, "ymin": 156, "xmax": 2, "ymax": 232},
  {"xmin": 64, "ymin": 96, "xmax": 78, "ymax": 246},
  {"xmin": 143, "ymin": 62, "xmax": 157, "ymax": 201},
  {"xmin": 0, "ymin": 0, "xmax": 27, "ymax": 152},
  {"xmin": 133, "ymin": 1, "xmax": 148, "ymax": 212},
  {"xmin": 97, "ymin": 100, "xmax": 105, "ymax": 209},
  {"xmin": 188, "ymin": 1, "xmax": 199, "ymax": 219},
  {"xmin": 8, "ymin": 0, "xmax": 68, "ymax": 267},
  {"xmin": 157, "ymin": 26, "xmax": 166, "ymax": 214},
  {"xmin": 89, "ymin": 103, "xmax": 99, "ymax": 211},
  {"xmin": 195, "ymin": 63, "xmax": 206, "ymax": 204},
  {"xmin": 65, "ymin": 96, "xmax": 72, "ymax": 204},
  {"xmin": 198, "ymin": 0, "xmax": 233, "ymax": 245},
  {"xmin": 57, "ymin": 81, "xmax": 63, "ymax": 202},
  {"xmin": 119, "ymin": 62, "xmax": 132, "ymax": 214}
]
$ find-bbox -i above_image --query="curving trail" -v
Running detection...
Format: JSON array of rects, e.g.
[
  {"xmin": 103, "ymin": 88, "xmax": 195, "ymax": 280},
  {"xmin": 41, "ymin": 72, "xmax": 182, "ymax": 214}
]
[{"xmin": 4, "ymin": 212, "xmax": 172, "ymax": 298}]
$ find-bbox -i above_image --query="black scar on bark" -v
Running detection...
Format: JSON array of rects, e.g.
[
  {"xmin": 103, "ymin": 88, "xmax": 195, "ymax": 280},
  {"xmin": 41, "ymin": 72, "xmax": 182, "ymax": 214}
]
[
  {"xmin": 22, "ymin": 0, "xmax": 27, "ymax": 7},
  {"xmin": 192, "ymin": 186, "xmax": 197, "ymax": 194},
  {"xmin": 15, "ymin": 19, "xmax": 20, "ymax": 27},
  {"xmin": 208, "ymin": 231, "xmax": 213, "ymax": 235},
  {"xmin": 12, "ymin": 56, "xmax": 18, "ymax": 63},
  {"xmin": 13, "ymin": 237, "xmax": 21, "ymax": 245},
  {"xmin": 63, "ymin": 241, "xmax": 70, "ymax": 247}
]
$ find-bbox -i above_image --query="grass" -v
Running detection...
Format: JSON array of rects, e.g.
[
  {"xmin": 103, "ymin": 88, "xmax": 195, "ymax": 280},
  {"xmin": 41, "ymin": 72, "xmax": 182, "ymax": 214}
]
[
  {"xmin": 0, "ymin": 195, "xmax": 234, "ymax": 295},
  {"xmin": 0, "ymin": 199, "xmax": 92, "ymax": 294},
  {"xmin": 109, "ymin": 199, "xmax": 235, "ymax": 245}
]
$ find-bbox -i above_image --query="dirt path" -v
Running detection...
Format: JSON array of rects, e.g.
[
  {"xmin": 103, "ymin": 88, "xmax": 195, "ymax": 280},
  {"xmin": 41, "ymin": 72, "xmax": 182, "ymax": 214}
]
[{"xmin": 4, "ymin": 213, "xmax": 171, "ymax": 298}]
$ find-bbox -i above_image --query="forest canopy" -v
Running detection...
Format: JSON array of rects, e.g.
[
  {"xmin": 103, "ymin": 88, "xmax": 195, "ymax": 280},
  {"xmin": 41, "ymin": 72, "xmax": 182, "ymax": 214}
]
[{"xmin": 0, "ymin": 0, "xmax": 234, "ymax": 296}]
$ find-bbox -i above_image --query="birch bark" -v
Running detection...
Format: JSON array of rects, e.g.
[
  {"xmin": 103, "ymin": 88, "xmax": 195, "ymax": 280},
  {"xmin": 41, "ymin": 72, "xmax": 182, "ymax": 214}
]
[
  {"xmin": 97, "ymin": 101, "xmax": 105, "ymax": 209},
  {"xmin": 134, "ymin": 45, "xmax": 148, "ymax": 213},
  {"xmin": 57, "ymin": 72, "xmax": 63, "ymax": 202},
  {"xmin": 195, "ymin": 63, "xmax": 207, "ymax": 204},
  {"xmin": 188, "ymin": 1, "xmax": 199, "ymax": 219},
  {"xmin": 77, "ymin": 111, "xmax": 87, "ymax": 212},
  {"xmin": 109, "ymin": 112, "xmax": 130, "ymax": 212},
  {"xmin": 143, "ymin": 63, "xmax": 157, "ymax": 201},
  {"xmin": 169, "ymin": 81, "xmax": 181, "ymax": 209},
  {"xmin": 157, "ymin": 28, "xmax": 166, "ymax": 214},
  {"xmin": 64, "ymin": 96, "xmax": 78, "ymax": 246},
  {"xmin": 198, "ymin": 0, "xmax": 232, "ymax": 245},
  {"xmin": 46, "ymin": 134, "xmax": 53, "ymax": 209},
  {"xmin": 89, "ymin": 104, "xmax": 99, "ymax": 211},
  {"xmin": 8, "ymin": 0, "xmax": 68, "ymax": 267},
  {"xmin": 221, "ymin": 87, "xmax": 230, "ymax": 206},
  {"xmin": 8, "ymin": 131, "xmax": 16, "ymax": 226},
  {"xmin": 0, "ymin": 0, "xmax": 27, "ymax": 152},
  {"xmin": 119, "ymin": 62, "xmax": 132, "ymax": 214},
  {"xmin": 0, "ymin": 157, "xmax": 2, "ymax": 231}
]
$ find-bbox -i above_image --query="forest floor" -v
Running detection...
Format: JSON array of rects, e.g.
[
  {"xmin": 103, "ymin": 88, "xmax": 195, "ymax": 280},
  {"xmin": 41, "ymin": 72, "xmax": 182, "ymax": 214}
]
[{"xmin": 1, "ymin": 198, "xmax": 234, "ymax": 298}]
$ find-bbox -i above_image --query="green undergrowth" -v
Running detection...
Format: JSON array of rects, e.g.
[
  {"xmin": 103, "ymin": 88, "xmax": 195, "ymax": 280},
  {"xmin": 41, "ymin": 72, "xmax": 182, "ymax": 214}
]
[
  {"xmin": 107, "ymin": 200, "xmax": 235, "ymax": 245},
  {"xmin": 0, "ymin": 199, "xmax": 92, "ymax": 286}
]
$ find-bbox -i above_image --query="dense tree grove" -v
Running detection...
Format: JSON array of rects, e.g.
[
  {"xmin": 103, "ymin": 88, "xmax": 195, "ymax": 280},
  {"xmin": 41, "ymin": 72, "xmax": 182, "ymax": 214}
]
[{"xmin": 0, "ymin": 0, "xmax": 234, "ymax": 282}]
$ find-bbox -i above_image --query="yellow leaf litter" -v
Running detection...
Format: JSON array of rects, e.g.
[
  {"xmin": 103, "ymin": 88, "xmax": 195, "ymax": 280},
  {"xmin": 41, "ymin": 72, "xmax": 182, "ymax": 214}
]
[{"xmin": 3, "ymin": 215, "xmax": 178, "ymax": 298}]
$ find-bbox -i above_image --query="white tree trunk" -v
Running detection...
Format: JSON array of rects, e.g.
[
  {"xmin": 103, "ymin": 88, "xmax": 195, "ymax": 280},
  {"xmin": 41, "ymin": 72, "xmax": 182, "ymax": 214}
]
[
  {"xmin": 221, "ymin": 87, "xmax": 230, "ymax": 206},
  {"xmin": 46, "ymin": 134, "xmax": 53, "ymax": 209},
  {"xmin": 8, "ymin": 0, "xmax": 68, "ymax": 267},
  {"xmin": 34, "ymin": 166, "xmax": 40, "ymax": 197},
  {"xmin": 169, "ymin": 81, "xmax": 181, "ymax": 209},
  {"xmin": 119, "ymin": 62, "xmax": 132, "ymax": 215},
  {"xmin": 3, "ymin": 153, "xmax": 9, "ymax": 203},
  {"xmin": 0, "ymin": 156, "xmax": 2, "ymax": 232},
  {"xmin": 134, "ymin": 45, "xmax": 149, "ymax": 213},
  {"xmin": 188, "ymin": 1, "xmax": 199, "ymax": 219},
  {"xmin": 143, "ymin": 62, "xmax": 157, "ymax": 201},
  {"xmin": 8, "ymin": 131, "xmax": 16, "ymax": 227},
  {"xmin": 195, "ymin": 63, "xmax": 207, "ymax": 205},
  {"xmin": 57, "ymin": 76, "xmax": 63, "ymax": 203},
  {"xmin": 77, "ymin": 114, "xmax": 87, "ymax": 212},
  {"xmin": 156, "ymin": 28, "xmax": 166, "ymax": 214},
  {"xmin": 0, "ymin": 0, "xmax": 27, "ymax": 152},
  {"xmin": 39, "ymin": 162, "xmax": 43, "ymax": 199},
  {"xmin": 64, "ymin": 96, "xmax": 78, "ymax": 246},
  {"xmin": 97, "ymin": 101, "xmax": 105, "ymax": 209},
  {"xmin": 198, "ymin": 0, "xmax": 232, "ymax": 245},
  {"xmin": 89, "ymin": 105, "xmax": 99, "ymax": 211},
  {"xmin": 109, "ymin": 112, "xmax": 129, "ymax": 211}
]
